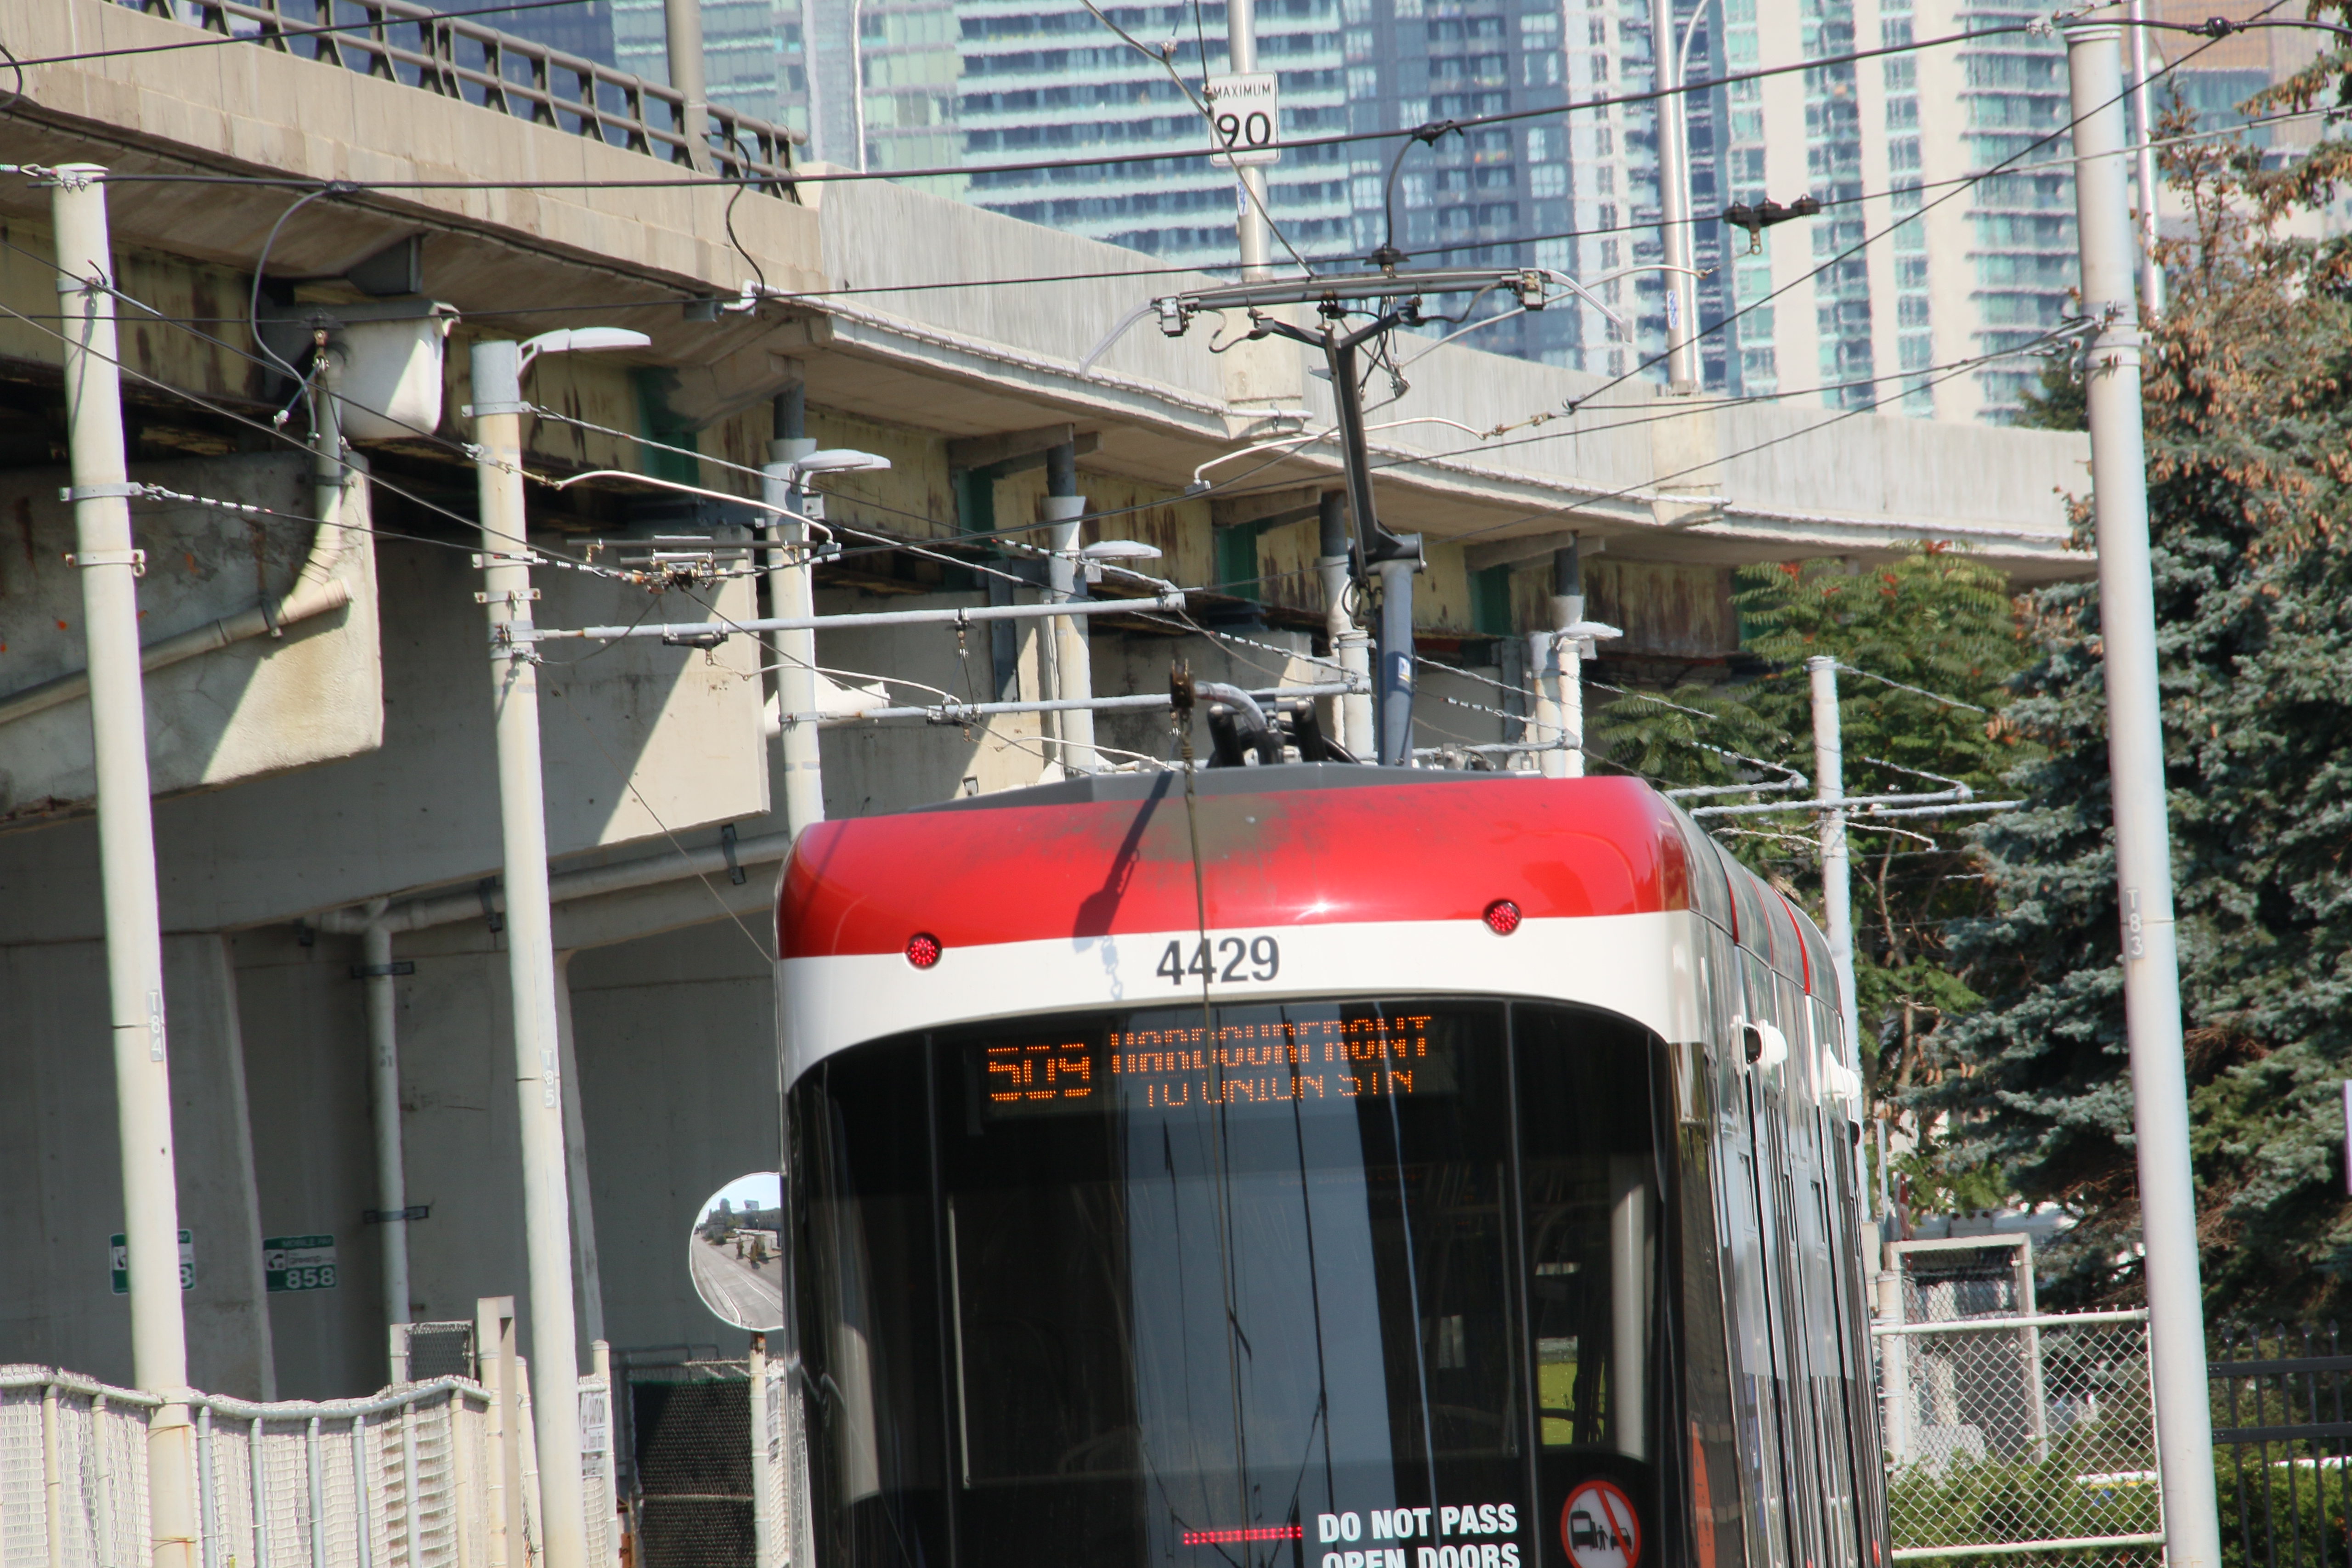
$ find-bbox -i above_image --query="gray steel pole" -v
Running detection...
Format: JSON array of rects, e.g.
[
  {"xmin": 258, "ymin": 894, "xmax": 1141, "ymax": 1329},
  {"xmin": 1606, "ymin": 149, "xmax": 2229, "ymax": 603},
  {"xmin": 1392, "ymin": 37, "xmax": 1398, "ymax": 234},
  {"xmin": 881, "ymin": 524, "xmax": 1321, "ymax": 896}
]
[
  {"xmin": 2125, "ymin": 0, "xmax": 2164, "ymax": 317},
  {"xmin": 54, "ymin": 160, "xmax": 200, "ymax": 1568},
  {"xmin": 1224, "ymin": 0, "xmax": 1271, "ymax": 278},
  {"xmin": 1549, "ymin": 543, "xmax": 1583, "ymax": 779},
  {"xmin": 2064, "ymin": 17, "xmax": 2219, "ymax": 1565},
  {"xmin": 663, "ymin": 0, "xmax": 712, "ymax": 170},
  {"xmin": 1044, "ymin": 442, "xmax": 1098, "ymax": 772},
  {"xmin": 762, "ymin": 443, "xmax": 825, "ymax": 838},
  {"xmin": 362, "ymin": 910, "xmax": 412, "ymax": 1337},
  {"xmin": 1317, "ymin": 491, "xmax": 1373, "ymax": 760},
  {"xmin": 470, "ymin": 339, "xmax": 589, "ymax": 1568},
  {"xmin": 1807, "ymin": 657, "xmax": 1862, "ymax": 1063},
  {"xmin": 1648, "ymin": 0, "xmax": 1699, "ymax": 388},
  {"xmin": 1376, "ymin": 557, "xmax": 1417, "ymax": 764}
]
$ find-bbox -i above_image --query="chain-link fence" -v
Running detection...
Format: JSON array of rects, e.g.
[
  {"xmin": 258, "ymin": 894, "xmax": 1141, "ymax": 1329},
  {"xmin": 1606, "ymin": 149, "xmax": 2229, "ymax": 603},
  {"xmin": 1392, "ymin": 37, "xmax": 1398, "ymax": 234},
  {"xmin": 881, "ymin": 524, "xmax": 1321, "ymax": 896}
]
[
  {"xmin": 1877, "ymin": 1310, "xmax": 2163, "ymax": 1563},
  {"xmin": 616, "ymin": 1350, "xmax": 802, "ymax": 1568},
  {"xmin": 1, "ymin": 1362, "xmax": 621, "ymax": 1568}
]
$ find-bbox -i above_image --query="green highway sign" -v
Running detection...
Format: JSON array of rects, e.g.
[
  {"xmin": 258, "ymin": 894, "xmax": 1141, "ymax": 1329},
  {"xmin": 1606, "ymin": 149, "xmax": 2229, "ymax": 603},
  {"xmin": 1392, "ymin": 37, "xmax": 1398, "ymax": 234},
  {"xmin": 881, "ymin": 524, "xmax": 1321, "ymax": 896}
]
[
  {"xmin": 110, "ymin": 1231, "xmax": 194, "ymax": 1295},
  {"xmin": 264, "ymin": 1234, "xmax": 338, "ymax": 1293}
]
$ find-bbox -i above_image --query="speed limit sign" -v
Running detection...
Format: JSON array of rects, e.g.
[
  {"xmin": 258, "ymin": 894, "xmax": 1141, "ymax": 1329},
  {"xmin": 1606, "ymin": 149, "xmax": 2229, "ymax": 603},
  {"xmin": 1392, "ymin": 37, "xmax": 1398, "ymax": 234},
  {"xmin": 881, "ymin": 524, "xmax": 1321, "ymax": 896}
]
[{"xmin": 1205, "ymin": 72, "xmax": 1281, "ymax": 166}]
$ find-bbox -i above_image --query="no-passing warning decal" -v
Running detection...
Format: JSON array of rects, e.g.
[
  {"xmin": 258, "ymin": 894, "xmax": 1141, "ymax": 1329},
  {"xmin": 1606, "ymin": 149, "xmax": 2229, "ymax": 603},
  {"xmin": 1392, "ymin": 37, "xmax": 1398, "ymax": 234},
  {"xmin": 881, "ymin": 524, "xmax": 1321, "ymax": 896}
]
[{"xmin": 1559, "ymin": 1480, "xmax": 1639, "ymax": 1568}]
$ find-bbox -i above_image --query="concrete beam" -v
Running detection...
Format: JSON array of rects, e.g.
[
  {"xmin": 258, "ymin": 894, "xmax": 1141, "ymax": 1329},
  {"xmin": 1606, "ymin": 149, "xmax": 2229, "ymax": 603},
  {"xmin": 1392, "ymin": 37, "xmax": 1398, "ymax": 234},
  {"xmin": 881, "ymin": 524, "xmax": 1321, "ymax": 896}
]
[
  {"xmin": 1465, "ymin": 530, "xmax": 1605, "ymax": 574},
  {"xmin": 946, "ymin": 425, "xmax": 1099, "ymax": 475}
]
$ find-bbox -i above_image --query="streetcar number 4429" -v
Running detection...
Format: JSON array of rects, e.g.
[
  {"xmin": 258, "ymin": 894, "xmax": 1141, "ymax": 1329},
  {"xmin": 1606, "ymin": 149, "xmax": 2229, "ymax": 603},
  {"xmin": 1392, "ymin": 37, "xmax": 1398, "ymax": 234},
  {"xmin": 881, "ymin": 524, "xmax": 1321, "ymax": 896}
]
[{"xmin": 1158, "ymin": 936, "xmax": 1281, "ymax": 985}]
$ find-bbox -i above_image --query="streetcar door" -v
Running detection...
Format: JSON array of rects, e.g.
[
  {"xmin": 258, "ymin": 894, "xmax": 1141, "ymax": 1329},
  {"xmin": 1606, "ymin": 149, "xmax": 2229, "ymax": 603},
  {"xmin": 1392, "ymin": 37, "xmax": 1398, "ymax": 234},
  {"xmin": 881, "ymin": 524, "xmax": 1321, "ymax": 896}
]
[
  {"xmin": 1809, "ymin": 996, "xmax": 1889, "ymax": 1568},
  {"xmin": 1708, "ymin": 926, "xmax": 1790, "ymax": 1568},
  {"xmin": 1744, "ymin": 954, "xmax": 1828, "ymax": 1568}
]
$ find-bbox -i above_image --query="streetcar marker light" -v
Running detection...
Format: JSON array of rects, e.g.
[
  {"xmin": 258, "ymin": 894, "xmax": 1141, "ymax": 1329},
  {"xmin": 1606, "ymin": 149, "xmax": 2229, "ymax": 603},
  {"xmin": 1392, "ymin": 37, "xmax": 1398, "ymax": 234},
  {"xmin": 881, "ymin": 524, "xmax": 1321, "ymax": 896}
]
[
  {"xmin": 1483, "ymin": 899, "xmax": 1522, "ymax": 934},
  {"xmin": 906, "ymin": 933, "xmax": 943, "ymax": 968}
]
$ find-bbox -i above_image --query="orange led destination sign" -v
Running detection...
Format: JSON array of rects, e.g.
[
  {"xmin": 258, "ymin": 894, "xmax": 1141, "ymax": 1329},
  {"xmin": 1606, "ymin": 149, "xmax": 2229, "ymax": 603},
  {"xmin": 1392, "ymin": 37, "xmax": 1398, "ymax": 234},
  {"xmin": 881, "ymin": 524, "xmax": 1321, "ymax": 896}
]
[{"xmin": 980, "ymin": 1015, "xmax": 1443, "ymax": 1117}]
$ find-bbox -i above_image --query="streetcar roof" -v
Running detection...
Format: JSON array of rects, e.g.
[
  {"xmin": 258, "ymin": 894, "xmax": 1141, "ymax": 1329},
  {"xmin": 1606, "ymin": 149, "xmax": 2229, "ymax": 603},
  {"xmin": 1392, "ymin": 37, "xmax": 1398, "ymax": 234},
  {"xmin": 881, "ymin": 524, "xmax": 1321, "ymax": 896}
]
[
  {"xmin": 780, "ymin": 766, "xmax": 1814, "ymax": 982},
  {"xmin": 774, "ymin": 767, "xmax": 1842, "ymax": 1080}
]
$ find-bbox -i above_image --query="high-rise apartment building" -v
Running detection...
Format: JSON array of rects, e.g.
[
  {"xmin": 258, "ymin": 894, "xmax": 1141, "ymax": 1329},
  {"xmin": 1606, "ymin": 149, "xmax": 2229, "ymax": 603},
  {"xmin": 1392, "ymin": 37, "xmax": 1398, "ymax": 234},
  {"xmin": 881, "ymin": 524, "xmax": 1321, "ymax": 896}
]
[
  {"xmin": 1707, "ymin": 0, "xmax": 2078, "ymax": 421},
  {"xmin": 492, "ymin": 0, "xmax": 2182, "ymax": 421}
]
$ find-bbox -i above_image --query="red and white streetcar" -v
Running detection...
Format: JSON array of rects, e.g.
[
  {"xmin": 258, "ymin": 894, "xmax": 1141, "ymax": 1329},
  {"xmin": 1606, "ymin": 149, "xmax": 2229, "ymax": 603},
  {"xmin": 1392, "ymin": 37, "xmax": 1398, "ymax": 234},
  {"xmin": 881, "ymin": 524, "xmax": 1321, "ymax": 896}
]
[{"xmin": 775, "ymin": 764, "xmax": 1885, "ymax": 1568}]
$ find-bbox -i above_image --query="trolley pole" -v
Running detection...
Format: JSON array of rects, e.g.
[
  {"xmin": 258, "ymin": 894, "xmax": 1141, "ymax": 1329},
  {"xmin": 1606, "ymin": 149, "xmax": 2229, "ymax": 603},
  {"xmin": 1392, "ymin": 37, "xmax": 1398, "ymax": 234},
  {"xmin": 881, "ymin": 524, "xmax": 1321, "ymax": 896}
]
[
  {"xmin": 1224, "ymin": 0, "xmax": 1272, "ymax": 279},
  {"xmin": 52, "ymin": 164, "xmax": 200, "ymax": 1568},
  {"xmin": 2063, "ymin": 15, "xmax": 2220, "ymax": 1563},
  {"xmin": 469, "ymin": 330, "xmax": 646, "ymax": 1568}
]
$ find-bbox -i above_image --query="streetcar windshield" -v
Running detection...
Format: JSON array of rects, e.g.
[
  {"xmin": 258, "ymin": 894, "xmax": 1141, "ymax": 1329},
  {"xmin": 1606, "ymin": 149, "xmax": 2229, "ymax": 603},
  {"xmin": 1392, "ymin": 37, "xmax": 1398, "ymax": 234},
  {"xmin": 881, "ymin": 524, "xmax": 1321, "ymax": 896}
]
[{"xmin": 788, "ymin": 998, "xmax": 1670, "ymax": 1568}]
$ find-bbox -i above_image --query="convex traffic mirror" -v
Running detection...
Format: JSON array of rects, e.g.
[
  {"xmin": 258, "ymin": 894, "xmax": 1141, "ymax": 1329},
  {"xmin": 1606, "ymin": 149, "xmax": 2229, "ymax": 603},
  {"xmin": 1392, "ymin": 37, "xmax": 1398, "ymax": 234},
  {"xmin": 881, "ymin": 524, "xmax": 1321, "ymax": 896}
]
[{"xmin": 688, "ymin": 1172, "xmax": 786, "ymax": 1332}]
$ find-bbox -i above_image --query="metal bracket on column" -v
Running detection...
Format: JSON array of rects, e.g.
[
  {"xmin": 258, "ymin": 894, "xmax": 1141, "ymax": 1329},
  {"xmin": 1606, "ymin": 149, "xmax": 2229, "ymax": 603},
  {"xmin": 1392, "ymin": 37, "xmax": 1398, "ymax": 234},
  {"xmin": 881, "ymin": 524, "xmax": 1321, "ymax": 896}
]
[
  {"xmin": 64, "ymin": 549, "xmax": 147, "ymax": 575},
  {"xmin": 721, "ymin": 822, "xmax": 748, "ymax": 885},
  {"xmin": 477, "ymin": 877, "xmax": 504, "ymax": 935}
]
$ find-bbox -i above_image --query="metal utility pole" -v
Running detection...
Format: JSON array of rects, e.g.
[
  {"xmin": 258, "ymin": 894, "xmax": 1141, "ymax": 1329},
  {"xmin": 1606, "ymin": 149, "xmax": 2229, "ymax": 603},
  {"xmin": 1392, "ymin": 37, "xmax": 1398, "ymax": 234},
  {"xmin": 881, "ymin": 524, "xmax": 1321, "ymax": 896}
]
[
  {"xmin": 1549, "ymin": 543, "xmax": 1584, "ymax": 779},
  {"xmin": 1806, "ymin": 657, "xmax": 1861, "ymax": 1061},
  {"xmin": 2125, "ymin": 0, "xmax": 2164, "ymax": 317},
  {"xmin": 1043, "ymin": 442, "xmax": 1099, "ymax": 773},
  {"xmin": 1317, "ymin": 490, "xmax": 1373, "ymax": 759},
  {"xmin": 52, "ymin": 163, "xmax": 200, "ymax": 1568},
  {"xmin": 1648, "ymin": 0, "xmax": 1700, "ymax": 388},
  {"xmin": 2064, "ymin": 15, "xmax": 2220, "ymax": 1565},
  {"xmin": 1223, "ymin": 0, "xmax": 1272, "ymax": 278},
  {"xmin": 663, "ymin": 0, "xmax": 713, "ymax": 171},
  {"xmin": 765, "ymin": 391, "xmax": 824, "ymax": 838},
  {"xmin": 471, "ymin": 330, "xmax": 646, "ymax": 1568},
  {"xmin": 362, "ymin": 906, "xmax": 412, "ymax": 1338}
]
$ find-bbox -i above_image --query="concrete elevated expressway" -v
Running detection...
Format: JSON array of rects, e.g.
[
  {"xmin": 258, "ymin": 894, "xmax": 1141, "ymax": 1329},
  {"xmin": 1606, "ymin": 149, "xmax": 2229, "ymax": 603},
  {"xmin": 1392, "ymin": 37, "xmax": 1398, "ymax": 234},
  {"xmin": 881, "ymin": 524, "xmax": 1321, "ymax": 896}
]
[{"xmin": 0, "ymin": 0, "xmax": 2090, "ymax": 1410}]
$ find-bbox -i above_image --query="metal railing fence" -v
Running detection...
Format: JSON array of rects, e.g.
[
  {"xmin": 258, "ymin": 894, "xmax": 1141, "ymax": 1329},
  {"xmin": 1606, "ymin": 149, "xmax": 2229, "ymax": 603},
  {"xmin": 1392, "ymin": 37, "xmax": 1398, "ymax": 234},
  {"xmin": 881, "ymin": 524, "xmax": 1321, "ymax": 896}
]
[
  {"xmin": 2211, "ymin": 1324, "xmax": 2352, "ymax": 1568},
  {"xmin": 1877, "ymin": 1311, "xmax": 2163, "ymax": 1565},
  {"xmin": 0, "ymin": 1363, "xmax": 620, "ymax": 1568},
  {"xmin": 106, "ymin": 0, "xmax": 798, "ymax": 193}
]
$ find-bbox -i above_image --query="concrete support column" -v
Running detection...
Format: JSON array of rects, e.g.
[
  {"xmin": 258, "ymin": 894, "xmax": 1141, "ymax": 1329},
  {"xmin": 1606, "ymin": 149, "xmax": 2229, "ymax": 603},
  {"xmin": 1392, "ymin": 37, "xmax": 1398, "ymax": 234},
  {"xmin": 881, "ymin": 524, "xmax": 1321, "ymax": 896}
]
[{"xmin": 553, "ymin": 951, "xmax": 606, "ymax": 1348}]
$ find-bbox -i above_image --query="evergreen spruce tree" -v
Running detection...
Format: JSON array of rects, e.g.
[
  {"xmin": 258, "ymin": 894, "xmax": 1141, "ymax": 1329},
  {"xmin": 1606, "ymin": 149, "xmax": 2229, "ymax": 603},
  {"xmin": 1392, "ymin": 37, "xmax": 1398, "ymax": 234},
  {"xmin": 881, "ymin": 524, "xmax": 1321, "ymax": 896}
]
[{"xmin": 1936, "ymin": 133, "xmax": 2352, "ymax": 1313}]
